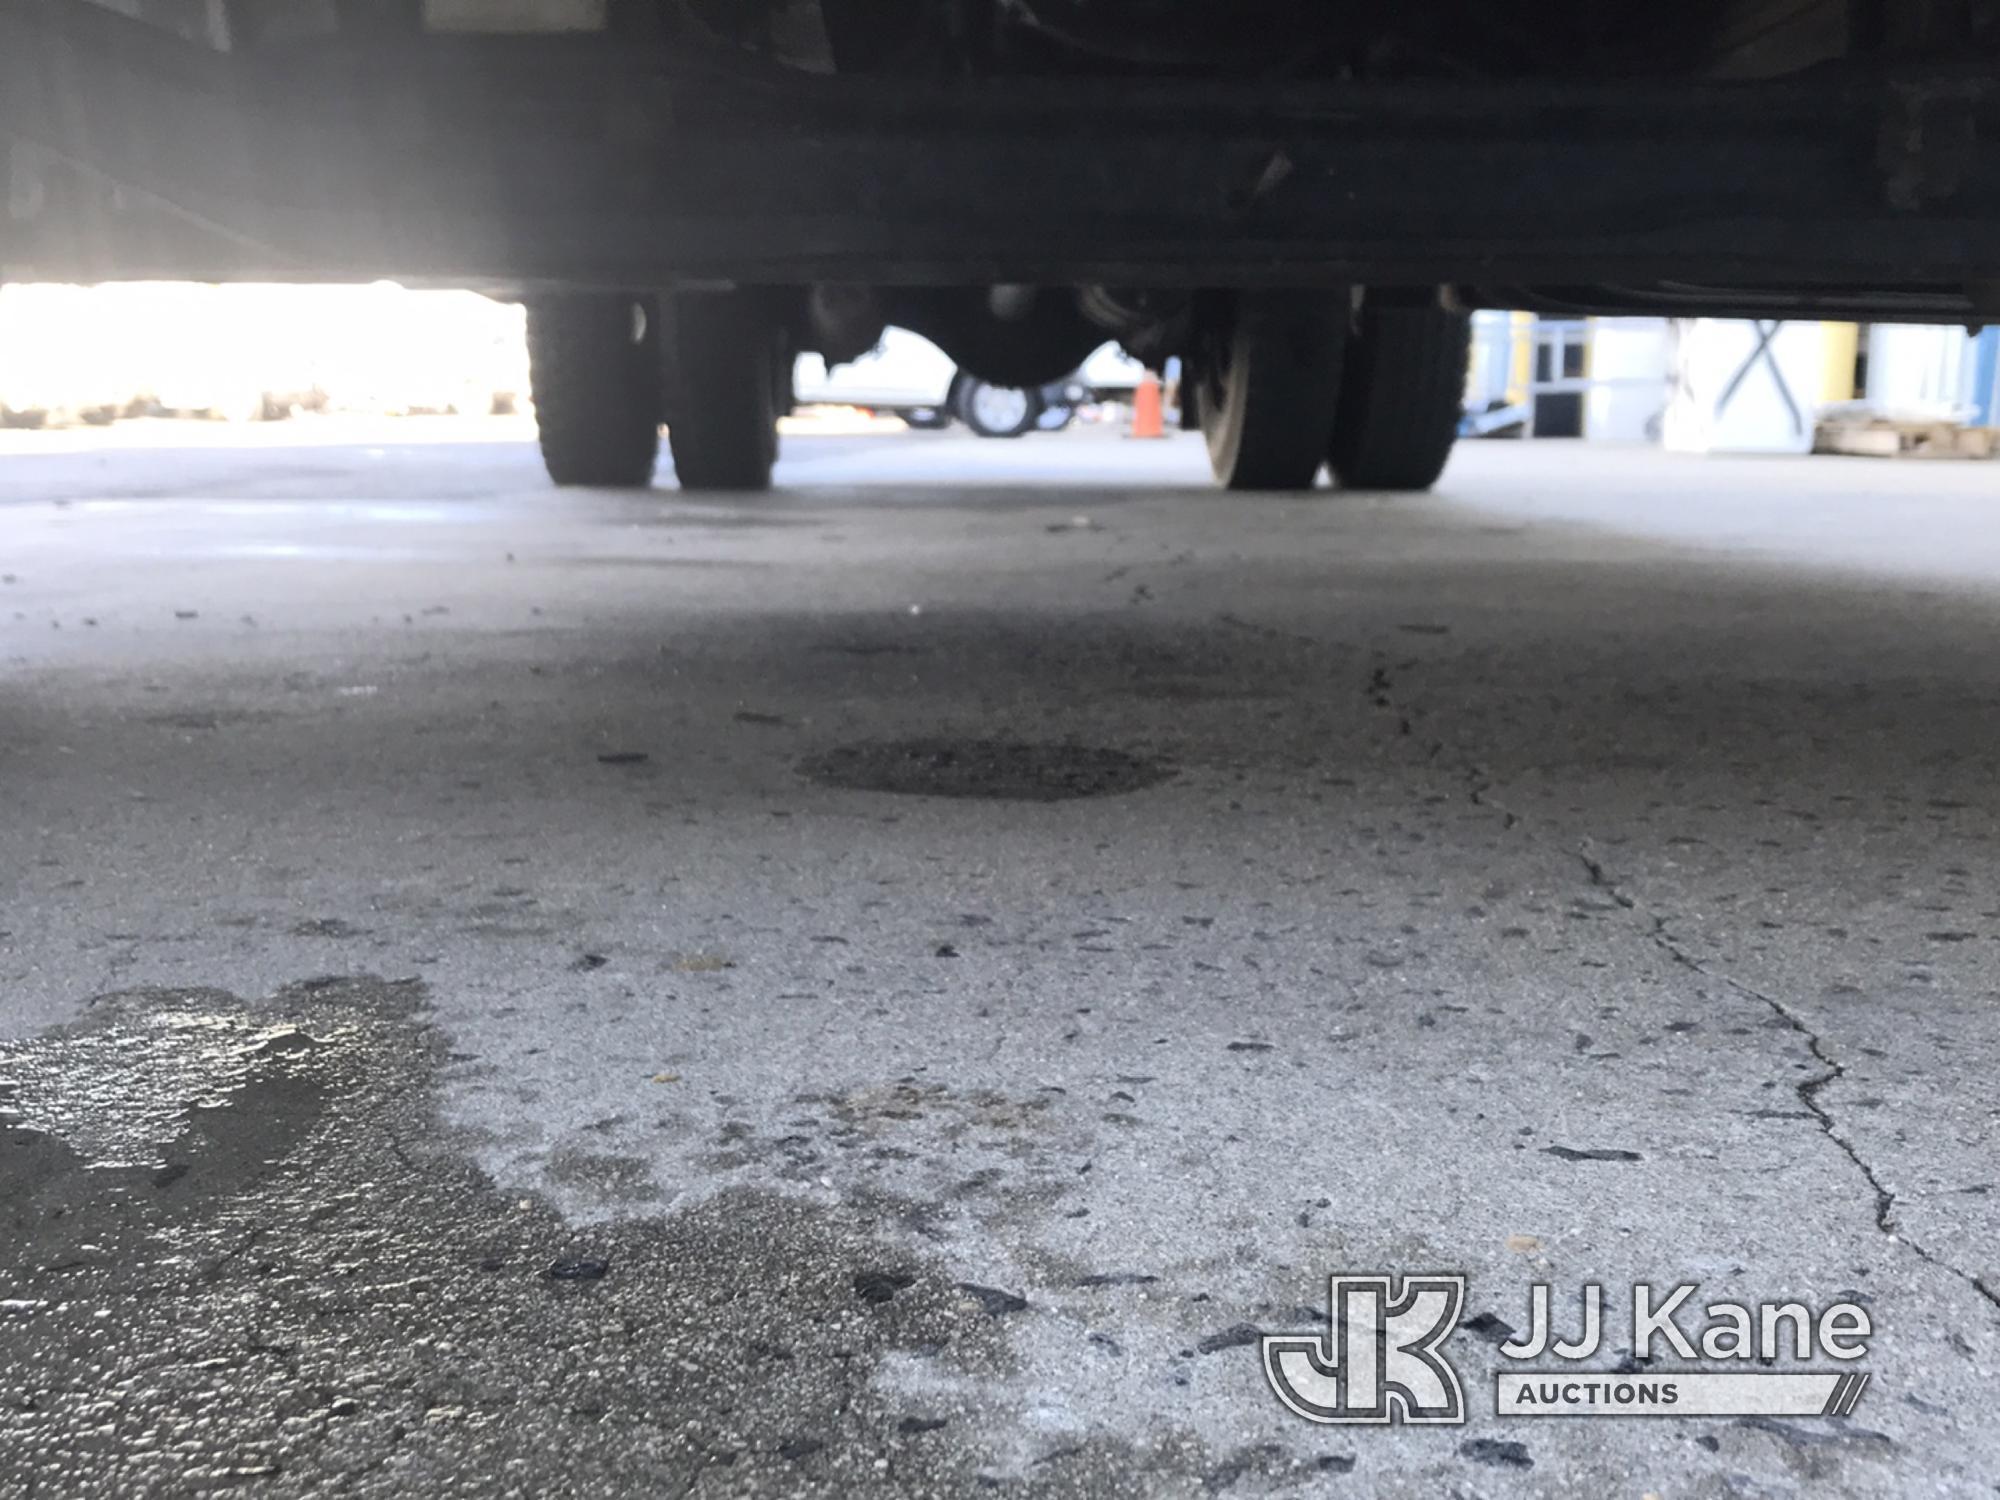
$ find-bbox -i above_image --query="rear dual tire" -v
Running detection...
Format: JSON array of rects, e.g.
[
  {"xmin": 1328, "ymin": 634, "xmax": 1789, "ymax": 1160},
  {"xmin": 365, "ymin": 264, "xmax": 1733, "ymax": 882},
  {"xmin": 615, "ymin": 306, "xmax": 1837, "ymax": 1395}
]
[
  {"xmin": 664, "ymin": 293, "xmax": 783, "ymax": 491},
  {"xmin": 1192, "ymin": 291, "xmax": 1468, "ymax": 493},
  {"xmin": 526, "ymin": 287, "xmax": 1467, "ymax": 496},
  {"xmin": 1194, "ymin": 290, "xmax": 1349, "ymax": 491},
  {"xmin": 526, "ymin": 295, "xmax": 662, "ymax": 488},
  {"xmin": 526, "ymin": 291, "xmax": 782, "ymax": 492}
]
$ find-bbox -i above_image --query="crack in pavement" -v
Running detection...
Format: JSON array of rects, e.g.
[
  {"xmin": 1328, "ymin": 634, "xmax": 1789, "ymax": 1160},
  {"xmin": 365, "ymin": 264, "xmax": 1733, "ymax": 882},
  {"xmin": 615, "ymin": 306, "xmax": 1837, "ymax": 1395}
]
[
  {"xmin": 1576, "ymin": 847, "xmax": 2000, "ymax": 1318},
  {"xmin": 1464, "ymin": 765, "xmax": 1519, "ymax": 829},
  {"xmin": 1373, "ymin": 640, "xmax": 2000, "ymax": 1321}
]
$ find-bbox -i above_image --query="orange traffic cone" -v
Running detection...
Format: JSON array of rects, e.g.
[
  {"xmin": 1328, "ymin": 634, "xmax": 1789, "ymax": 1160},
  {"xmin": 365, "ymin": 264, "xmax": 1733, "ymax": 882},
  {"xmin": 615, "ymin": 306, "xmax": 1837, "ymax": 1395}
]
[{"xmin": 1130, "ymin": 370, "xmax": 1166, "ymax": 439}]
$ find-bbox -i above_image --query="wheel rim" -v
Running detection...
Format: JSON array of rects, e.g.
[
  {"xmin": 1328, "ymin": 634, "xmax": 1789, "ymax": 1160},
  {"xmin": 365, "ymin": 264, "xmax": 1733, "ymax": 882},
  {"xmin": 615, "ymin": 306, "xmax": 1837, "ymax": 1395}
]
[
  {"xmin": 1196, "ymin": 317, "xmax": 1242, "ymax": 460},
  {"xmin": 967, "ymin": 382, "xmax": 1032, "ymax": 433}
]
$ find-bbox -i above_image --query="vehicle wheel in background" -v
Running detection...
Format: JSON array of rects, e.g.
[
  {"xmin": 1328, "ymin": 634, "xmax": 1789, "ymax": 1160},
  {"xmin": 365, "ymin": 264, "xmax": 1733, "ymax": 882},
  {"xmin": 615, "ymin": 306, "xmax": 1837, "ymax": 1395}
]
[
  {"xmin": 1035, "ymin": 375, "xmax": 1087, "ymax": 431},
  {"xmin": 899, "ymin": 405, "xmax": 952, "ymax": 430},
  {"xmin": 1192, "ymin": 289, "xmax": 1348, "ymax": 490},
  {"xmin": 954, "ymin": 376, "xmax": 1044, "ymax": 438},
  {"xmin": 526, "ymin": 295, "xmax": 661, "ymax": 488},
  {"xmin": 665, "ymin": 292, "xmax": 783, "ymax": 490},
  {"xmin": 1327, "ymin": 302, "xmax": 1472, "ymax": 491}
]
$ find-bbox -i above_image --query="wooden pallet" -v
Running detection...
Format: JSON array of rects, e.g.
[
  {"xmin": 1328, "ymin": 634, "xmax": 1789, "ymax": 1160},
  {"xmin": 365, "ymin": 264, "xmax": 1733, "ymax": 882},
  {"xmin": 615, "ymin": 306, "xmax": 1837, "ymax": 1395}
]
[{"xmin": 1813, "ymin": 417, "xmax": 1998, "ymax": 460}]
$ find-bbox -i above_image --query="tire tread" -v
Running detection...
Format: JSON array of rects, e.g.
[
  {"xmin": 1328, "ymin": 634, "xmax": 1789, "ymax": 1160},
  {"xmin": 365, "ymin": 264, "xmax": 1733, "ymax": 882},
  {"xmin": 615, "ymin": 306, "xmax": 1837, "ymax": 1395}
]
[
  {"xmin": 1327, "ymin": 306, "xmax": 1470, "ymax": 492},
  {"xmin": 1199, "ymin": 291, "xmax": 1348, "ymax": 491},
  {"xmin": 666, "ymin": 296, "xmax": 779, "ymax": 491},
  {"xmin": 527, "ymin": 298, "xmax": 660, "ymax": 488}
]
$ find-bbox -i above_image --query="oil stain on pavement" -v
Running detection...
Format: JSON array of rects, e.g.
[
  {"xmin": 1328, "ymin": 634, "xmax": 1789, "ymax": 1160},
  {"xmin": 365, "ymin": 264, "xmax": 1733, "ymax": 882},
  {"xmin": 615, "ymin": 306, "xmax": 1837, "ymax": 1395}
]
[{"xmin": 0, "ymin": 976, "xmax": 1223, "ymax": 1498}]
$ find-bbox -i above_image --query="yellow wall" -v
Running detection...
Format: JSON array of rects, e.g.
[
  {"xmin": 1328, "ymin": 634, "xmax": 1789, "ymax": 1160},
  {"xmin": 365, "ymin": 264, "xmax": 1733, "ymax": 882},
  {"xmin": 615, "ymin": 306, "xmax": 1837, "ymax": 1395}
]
[
  {"xmin": 1508, "ymin": 311, "xmax": 1535, "ymax": 406},
  {"xmin": 1820, "ymin": 322, "xmax": 1859, "ymax": 403}
]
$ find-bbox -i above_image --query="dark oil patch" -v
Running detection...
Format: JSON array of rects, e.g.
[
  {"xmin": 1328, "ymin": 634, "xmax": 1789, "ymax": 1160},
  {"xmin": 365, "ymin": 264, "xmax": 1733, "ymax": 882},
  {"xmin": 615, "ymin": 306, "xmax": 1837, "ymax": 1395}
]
[
  {"xmin": 0, "ymin": 979, "xmax": 1283, "ymax": 1497},
  {"xmin": 797, "ymin": 739, "xmax": 1172, "ymax": 802},
  {"xmin": 0, "ymin": 977, "xmax": 1051, "ymax": 1497}
]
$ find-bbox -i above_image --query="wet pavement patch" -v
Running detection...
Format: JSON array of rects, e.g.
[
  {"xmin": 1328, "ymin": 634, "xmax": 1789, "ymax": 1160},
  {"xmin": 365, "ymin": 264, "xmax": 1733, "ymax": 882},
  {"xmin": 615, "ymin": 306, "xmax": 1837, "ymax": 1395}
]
[
  {"xmin": 797, "ymin": 739, "xmax": 1173, "ymax": 801},
  {"xmin": 0, "ymin": 977, "xmax": 1114, "ymax": 1498}
]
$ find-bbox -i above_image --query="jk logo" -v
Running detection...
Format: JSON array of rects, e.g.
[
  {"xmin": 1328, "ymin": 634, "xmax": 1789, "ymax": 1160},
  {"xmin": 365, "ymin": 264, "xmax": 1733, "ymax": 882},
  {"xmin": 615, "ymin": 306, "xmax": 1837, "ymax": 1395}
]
[{"xmin": 1262, "ymin": 1274, "xmax": 1467, "ymax": 1425}]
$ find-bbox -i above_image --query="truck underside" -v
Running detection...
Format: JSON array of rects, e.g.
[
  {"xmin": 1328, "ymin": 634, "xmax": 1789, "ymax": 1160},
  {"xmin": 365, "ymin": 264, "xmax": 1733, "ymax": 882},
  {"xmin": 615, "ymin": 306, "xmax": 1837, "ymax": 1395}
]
[
  {"xmin": 6, "ymin": 0, "xmax": 2000, "ymax": 491},
  {"xmin": 8, "ymin": 0, "xmax": 1999, "ymax": 299}
]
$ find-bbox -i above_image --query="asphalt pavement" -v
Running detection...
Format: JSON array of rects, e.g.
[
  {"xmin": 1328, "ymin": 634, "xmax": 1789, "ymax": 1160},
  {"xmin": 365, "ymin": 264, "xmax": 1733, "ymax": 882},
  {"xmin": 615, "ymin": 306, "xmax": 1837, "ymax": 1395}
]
[{"xmin": 2, "ymin": 419, "xmax": 1998, "ymax": 1498}]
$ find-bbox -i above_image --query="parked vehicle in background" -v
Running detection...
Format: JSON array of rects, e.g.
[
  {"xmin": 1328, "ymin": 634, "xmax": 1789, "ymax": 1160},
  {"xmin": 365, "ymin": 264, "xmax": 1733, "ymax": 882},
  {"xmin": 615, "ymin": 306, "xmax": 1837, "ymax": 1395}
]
[
  {"xmin": 792, "ymin": 329, "xmax": 1147, "ymax": 438},
  {"xmin": 792, "ymin": 328, "xmax": 958, "ymax": 428}
]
